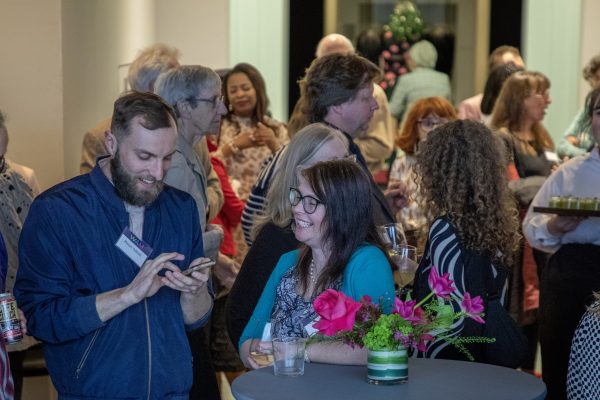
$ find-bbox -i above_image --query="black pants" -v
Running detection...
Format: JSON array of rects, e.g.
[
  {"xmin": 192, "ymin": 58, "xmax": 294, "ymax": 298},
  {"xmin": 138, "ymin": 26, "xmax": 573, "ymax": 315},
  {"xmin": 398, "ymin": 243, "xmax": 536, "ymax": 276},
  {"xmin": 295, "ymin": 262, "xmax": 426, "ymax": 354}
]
[
  {"xmin": 8, "ymin": 350, "xmax": 26, "ymax": 400},
  {"xmin": 539, "ymin": 244, "xmax": 600, "ymax": 400},
  {"xmin": 187, "ymin": 327, "xmax": 220, "ymax": 400}
]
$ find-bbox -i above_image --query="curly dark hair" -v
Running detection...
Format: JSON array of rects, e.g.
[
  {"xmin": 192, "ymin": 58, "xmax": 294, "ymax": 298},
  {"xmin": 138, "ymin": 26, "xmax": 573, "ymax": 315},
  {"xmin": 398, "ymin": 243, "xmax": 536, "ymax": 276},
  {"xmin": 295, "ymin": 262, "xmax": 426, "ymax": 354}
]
[
  {"xmin": 415, "ymin": 120, "xmax": 520, "ymax": 267},
  {"xmin": 302, "ymin": 53, "xmax": 381, "ymax": 123}
]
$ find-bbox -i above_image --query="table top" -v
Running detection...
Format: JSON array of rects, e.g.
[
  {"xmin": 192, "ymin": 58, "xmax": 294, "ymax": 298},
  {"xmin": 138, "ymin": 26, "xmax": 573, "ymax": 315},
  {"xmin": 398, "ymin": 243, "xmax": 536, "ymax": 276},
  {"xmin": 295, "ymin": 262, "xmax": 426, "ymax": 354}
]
[{"xmin": 232, "ymin": 358, "xmax": 546, "ymax": 400}]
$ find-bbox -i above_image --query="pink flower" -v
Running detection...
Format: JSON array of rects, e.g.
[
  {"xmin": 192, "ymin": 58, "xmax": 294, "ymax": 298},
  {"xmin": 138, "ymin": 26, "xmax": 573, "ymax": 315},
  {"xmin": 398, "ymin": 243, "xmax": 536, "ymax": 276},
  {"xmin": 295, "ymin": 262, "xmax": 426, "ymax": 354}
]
[
  {"xmin": 392, "ymin": 298, "xmax": 421, "ymax": 322},
  {"xmin": 428, "ymin": 267, "xmax": 455, "ymax": 298},
  {"xmin": 390, "ymin": 44, "xmax": 400, "ymax": 53},
  {"xmin": 415, "ymin": 334, "xmax": 434, "ymax": 352},
  {"xmin": 313, "ymin": 289, "xmax": 362, "ymax": 336},
  {"xmin": 382, "ymin": 50, "xmax": 391, "ymax": 59},
  {"xmin": 461, "ymin": 293, "xmax": 485, "ymax": 324},
  {"xmin": 384, "ymin": 31, "xmax": 393, "ymax": 39}
]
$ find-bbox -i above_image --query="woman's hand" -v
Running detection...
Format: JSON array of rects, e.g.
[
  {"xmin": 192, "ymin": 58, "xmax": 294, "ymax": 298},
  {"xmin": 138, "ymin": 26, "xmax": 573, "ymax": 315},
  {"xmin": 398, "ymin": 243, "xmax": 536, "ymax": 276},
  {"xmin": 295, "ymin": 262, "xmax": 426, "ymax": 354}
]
[{"xmin": 253, "ymin": 123, "xmax": 280, "ymax": 152}]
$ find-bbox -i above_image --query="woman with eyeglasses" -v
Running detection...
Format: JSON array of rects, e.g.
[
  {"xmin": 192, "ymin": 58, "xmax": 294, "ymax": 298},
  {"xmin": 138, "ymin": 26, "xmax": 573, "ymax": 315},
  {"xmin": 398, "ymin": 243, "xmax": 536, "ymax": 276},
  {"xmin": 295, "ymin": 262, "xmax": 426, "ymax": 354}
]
[
  {"xmin": 237, "ymin": 159, "xmax": 395, "ymax": 367},
  {"xmin": 226, "ymin": 123, "xmax": 351, "ymax": 350},
  {"xmin": 216, "ymin": 63, "xmax": 288, "ymax": 202},
  {"xmin": 387, "ymin": 97, "xmax": 457, "ymax": 238}
]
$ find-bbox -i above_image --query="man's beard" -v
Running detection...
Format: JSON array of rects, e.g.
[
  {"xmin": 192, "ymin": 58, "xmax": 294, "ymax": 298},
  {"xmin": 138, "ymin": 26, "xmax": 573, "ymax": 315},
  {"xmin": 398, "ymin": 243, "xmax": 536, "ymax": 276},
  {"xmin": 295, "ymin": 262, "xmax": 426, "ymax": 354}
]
[{"xmin": 110, "ymin": 153, "xmax": 164, "ymax": 207}]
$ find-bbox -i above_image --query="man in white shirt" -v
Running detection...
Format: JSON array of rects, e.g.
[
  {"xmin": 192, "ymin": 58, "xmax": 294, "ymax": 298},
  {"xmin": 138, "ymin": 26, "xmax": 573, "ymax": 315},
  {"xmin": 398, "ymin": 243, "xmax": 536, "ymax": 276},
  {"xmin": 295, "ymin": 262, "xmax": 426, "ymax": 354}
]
[{"xmin": 523, "ymin": 86, "xmax": 600, "ymax": 400}]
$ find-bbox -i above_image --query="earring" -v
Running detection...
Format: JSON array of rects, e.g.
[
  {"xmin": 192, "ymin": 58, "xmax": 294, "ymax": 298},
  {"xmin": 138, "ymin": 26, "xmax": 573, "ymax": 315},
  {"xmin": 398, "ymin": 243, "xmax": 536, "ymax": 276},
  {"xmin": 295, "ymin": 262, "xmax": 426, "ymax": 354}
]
[{"xmin": 228, "ymin": 103, "xmax": 233, "ymax": 112}]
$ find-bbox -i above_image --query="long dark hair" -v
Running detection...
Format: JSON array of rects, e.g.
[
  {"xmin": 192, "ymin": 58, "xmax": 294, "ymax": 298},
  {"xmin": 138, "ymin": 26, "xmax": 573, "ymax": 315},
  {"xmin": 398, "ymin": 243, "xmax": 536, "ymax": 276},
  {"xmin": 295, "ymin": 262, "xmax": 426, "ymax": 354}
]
[{"xmin": 294, "ymin": 159, "xmax": 390, "ymax": 294}]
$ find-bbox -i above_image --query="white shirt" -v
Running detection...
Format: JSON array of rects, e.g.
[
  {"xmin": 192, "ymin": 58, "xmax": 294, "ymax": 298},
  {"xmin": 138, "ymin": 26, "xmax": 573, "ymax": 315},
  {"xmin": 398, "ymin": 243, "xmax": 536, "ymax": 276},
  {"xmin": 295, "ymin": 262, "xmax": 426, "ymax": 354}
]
[{"xmin": 523, "ymin": 148, "xmax": 600, "ymax": 253}]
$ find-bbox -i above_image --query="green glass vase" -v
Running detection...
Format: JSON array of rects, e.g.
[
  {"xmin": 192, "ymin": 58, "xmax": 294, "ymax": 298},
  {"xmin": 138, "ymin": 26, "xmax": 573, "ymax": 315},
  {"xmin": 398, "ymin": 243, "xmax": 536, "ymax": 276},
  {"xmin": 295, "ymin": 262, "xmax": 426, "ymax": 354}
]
[{"xmin": 366, "ymin": 348, "xmax": 408, "ymax": 385}]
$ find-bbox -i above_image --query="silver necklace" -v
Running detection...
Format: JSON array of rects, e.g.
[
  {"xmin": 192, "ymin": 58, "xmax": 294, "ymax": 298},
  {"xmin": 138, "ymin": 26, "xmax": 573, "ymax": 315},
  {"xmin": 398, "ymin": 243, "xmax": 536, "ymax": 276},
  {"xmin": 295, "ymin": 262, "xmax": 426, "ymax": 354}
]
[{"xmin": 309, "ymin": 258, "xmax": 316, "ymax": 285}]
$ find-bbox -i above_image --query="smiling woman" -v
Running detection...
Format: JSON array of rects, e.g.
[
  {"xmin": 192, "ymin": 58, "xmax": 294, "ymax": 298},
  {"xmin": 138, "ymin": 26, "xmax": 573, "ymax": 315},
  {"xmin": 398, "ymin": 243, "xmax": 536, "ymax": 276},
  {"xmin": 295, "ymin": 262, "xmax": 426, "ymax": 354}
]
[
  {"xmin": 238, "ymin": 159, "xmax": 395, "ymax": 368},
  {"xmin": 216, "ymin": 63, "xmax": 289, "ymax": 202}
]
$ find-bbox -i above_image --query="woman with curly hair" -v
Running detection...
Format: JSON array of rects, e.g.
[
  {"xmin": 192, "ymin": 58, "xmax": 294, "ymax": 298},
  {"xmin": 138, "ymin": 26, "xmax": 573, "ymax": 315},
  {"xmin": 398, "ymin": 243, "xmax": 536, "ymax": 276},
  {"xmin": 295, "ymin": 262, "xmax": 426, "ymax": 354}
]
[
  {"xmin": 413, "ymin": 120, "xmax": 521, "ymax": 362},
  {"xmin": 388, "ymin": 97, "xmax": 457, "ymax": 234}
]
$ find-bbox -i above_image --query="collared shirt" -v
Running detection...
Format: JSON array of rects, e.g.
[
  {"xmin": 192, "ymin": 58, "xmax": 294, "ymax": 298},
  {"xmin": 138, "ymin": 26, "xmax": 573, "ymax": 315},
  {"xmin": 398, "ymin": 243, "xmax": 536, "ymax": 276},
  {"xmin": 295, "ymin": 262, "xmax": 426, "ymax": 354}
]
[{"xmin": 523, "ymin": 148, "xmax": 600, "ymax": 253}]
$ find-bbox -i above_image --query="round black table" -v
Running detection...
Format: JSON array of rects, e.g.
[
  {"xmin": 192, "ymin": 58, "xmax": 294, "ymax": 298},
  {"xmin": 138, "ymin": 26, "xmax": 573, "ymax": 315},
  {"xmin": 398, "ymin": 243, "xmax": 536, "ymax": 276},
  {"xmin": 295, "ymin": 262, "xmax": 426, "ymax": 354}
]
[{"xmin": 232, "ymin": 359, "xmax": 546, "ymax": 400}]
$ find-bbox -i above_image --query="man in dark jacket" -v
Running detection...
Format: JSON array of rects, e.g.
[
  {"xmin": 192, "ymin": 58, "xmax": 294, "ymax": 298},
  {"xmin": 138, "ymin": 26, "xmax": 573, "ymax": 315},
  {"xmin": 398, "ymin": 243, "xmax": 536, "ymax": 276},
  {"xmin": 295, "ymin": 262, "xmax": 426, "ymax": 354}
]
[{"xmin": 14, "ymin": 92, "xmax": 213, "ymax": 399}]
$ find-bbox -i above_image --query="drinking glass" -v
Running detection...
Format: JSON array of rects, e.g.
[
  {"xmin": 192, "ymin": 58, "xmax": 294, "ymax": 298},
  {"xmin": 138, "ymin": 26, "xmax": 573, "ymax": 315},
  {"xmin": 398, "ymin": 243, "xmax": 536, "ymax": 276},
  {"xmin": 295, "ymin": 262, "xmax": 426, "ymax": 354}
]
[
  {"xmin": 378, "ymin": 223, "xmax": 407, "ymax": 249},
  {"xmin": 390, "ymin": 244, "xmax": 418, "ymax": 288},
  {"xmin": 272, "ymin": 338, "xmax": 306, "ymax": 377},
  {"xmin": 248, "ymin": 321, "xmax": 273, "ymax": 368}
]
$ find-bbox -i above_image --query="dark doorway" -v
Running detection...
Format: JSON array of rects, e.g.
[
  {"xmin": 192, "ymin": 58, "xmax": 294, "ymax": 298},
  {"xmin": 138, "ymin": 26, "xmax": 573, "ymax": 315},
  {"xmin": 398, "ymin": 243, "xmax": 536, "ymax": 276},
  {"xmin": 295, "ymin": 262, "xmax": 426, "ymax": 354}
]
[
  {"xmin": 489, "ymin": 0, "xmax": 522, "ymax": 56},
  {"xmin": 288, "ymin": 0, "xmax": 324, "ymax": 118}
]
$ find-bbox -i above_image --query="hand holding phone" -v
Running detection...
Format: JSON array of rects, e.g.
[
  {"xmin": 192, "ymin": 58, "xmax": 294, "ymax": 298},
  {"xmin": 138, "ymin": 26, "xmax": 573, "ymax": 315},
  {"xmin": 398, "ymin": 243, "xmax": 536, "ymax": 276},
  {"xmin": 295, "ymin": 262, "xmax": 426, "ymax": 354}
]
[{"xmin": 182, "ymin": 260, "xmax": 215, "ymax": 276}]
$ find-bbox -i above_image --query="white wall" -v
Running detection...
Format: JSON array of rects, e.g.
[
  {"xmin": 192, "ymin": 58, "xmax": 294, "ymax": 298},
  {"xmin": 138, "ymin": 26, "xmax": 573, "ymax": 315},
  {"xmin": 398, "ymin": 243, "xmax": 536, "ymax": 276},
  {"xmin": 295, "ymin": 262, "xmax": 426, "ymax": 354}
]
[
  {"xmin": 61, "ymin": 0, "xmax": 229, "ymax": 180},
  {"xmin": 0, "ymin": 0, "xmax": 63, "ymax": 191},
  {"xmin": 155, "ymin": 0, "xmax": 229, "ymax": 69},
  {"xmin": 579, "ymin": 0, "xmax": 600, "ymax": 106},
  {"xmin": 523, "ymin": 0, "xmax": 582, "ymax": 143},
  {"xmin": 229, "ymin": 0, "xmax": 288, "ymax": 122}
]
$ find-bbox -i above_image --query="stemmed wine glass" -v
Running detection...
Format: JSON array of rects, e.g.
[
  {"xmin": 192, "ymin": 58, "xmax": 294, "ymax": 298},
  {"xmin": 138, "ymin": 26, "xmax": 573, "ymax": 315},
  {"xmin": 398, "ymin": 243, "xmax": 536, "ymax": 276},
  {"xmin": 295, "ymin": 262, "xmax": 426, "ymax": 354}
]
[
  {"xmin": 390, "ymin": 244, "xmax": 418, "ymax": 289},
  {"xmin": 378, "ymin": 223, "xmax": 407, "ymax": 249},
  {"xmin": 248, "ymin": 321, "xmax": 273, "ymax": 368}
]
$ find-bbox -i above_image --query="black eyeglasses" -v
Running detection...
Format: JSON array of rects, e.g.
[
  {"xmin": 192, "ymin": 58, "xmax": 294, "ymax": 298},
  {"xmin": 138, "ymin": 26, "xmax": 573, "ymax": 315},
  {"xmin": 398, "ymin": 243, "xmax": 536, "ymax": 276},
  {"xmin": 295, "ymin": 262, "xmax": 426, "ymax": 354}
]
[
  {"xmin": 193, "ymin": 95, "xmax": 224, "ymax": 107},
  {"xmin": 289, "ymin": 187, "xmax": 324, "ymax": 214}
]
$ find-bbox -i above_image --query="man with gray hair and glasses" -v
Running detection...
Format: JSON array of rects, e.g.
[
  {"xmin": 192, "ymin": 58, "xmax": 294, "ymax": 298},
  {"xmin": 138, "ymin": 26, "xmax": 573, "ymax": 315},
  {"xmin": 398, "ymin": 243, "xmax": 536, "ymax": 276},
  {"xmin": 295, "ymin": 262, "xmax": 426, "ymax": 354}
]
[
  {"xmin": 80, "ymin": 43, "xmax": 223, "ymax": 227},
  {"xmin": 155, "ymin": 65, "xmax": 235, "ymax": 400}
]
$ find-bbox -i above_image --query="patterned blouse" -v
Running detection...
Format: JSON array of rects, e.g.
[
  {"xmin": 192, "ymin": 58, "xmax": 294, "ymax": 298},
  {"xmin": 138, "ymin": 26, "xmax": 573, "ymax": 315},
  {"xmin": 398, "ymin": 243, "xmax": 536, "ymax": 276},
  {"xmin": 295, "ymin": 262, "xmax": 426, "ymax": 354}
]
[
  {"xmin": 271, "ymin": 267, "xmax": 341, "ymax": 340},
  {"xmin": 567, "ymin": 302, "xmax": 600, "ymax": 400},
  {"xmin": 217, "ymin": 115, "xmax": 288, "ymax": 201},
  {"xmin": 0, "ymin": 163, "xmax": 38, "ymax": 352},
  {"xmin": 414, "ymin": 218, "xmax": 501, "ymax": 361}
]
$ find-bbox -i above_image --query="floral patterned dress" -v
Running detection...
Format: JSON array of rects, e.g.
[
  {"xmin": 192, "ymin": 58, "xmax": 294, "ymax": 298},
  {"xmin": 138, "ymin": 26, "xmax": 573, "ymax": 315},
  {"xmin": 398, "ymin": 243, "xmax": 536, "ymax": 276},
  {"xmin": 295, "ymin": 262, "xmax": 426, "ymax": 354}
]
[
  {"xmin": 271, "ymin": 268, "xmax": 341, "ymax": 340},
  {"xmin": 217, "ymin": 115, "xmax": 288, "ymax": 201}
]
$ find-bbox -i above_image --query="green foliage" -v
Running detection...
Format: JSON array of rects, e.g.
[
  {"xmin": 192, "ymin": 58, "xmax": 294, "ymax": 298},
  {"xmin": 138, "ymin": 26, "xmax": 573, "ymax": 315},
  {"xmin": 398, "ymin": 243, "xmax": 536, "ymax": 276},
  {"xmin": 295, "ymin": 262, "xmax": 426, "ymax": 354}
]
[{"xmin": 383, "ymin": 1, "xmax": 424, "ymax": 42}]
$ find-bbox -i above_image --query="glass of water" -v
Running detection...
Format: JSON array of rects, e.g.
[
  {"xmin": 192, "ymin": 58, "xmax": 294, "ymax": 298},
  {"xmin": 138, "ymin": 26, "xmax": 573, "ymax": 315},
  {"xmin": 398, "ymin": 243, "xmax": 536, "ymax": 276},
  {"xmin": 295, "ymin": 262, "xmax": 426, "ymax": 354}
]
[{"xmin": 272, "ymin": 338, "xmax": 306, "ymax": 377}]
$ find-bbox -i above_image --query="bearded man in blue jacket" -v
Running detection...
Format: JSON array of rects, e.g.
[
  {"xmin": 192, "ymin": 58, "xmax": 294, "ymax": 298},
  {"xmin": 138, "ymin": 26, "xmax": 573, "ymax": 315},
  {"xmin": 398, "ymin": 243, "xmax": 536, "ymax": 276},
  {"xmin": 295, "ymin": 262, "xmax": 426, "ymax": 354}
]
[{"xmin": 14, "ymin": 92, "xmax": 213, "ymax": 399}]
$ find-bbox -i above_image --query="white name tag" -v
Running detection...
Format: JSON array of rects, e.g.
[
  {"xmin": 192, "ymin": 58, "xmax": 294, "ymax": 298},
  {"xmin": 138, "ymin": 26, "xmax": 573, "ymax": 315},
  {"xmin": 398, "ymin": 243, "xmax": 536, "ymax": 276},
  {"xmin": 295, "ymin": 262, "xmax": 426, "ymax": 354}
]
[
  {"xmin": 115, "ymin": 227, "xmax": 153, "ymax": 267},
  {"xmin": 304, "ymin": 317, "xmax": 320, "ymax": 337}
]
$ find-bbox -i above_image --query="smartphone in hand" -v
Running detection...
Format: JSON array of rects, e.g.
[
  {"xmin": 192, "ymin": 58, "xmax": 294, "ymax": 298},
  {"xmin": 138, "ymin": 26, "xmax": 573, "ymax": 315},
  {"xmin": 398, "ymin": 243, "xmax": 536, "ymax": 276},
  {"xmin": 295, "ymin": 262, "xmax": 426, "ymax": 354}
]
[{"xmin": 182, "ymin": 260, "xmax": 215, "ymax": 276}]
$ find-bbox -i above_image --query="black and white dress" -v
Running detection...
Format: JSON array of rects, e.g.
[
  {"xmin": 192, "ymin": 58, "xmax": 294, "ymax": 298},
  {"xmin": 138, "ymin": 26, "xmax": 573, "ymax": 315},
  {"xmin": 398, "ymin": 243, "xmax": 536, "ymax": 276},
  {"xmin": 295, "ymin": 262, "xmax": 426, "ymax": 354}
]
[
  {"xmin": 567, "ymin": 302, "xmax": 600, "ymax": 400},
  {"xmin": 413, "ymin": 217, "xmax": 503, "ymax": 361}
]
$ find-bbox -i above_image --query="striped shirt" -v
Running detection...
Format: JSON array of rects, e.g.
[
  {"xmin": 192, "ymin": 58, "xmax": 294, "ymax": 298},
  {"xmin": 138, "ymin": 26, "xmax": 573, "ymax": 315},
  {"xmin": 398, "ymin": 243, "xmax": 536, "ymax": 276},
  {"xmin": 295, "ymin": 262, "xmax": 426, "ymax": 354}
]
[{"xmin": 241, "ymin": 146, "xmax": 288, "ymax": 245}]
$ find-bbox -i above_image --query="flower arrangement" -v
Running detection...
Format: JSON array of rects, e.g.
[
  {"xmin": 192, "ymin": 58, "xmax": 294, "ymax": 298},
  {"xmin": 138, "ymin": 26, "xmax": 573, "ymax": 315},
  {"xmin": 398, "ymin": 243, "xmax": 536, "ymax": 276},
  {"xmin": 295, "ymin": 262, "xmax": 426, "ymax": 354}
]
[{"xmin": 312, "ymin": 267, "xmax": 494, "ymax": 360}]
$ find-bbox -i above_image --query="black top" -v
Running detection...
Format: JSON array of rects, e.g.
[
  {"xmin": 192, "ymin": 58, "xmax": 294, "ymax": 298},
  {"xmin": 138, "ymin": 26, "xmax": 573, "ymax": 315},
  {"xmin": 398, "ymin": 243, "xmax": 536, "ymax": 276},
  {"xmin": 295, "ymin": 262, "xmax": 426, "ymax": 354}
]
[
  {"xmin": 226, "ymin": 222, "xmax": 299, "ymax": 348},
  {"xmin": 498, "ymin": 131, "xmax": 551, "ymax": 178},
  {"xmin": 413, "ymin": 218, "xmax": 499, "ymax": 362}
]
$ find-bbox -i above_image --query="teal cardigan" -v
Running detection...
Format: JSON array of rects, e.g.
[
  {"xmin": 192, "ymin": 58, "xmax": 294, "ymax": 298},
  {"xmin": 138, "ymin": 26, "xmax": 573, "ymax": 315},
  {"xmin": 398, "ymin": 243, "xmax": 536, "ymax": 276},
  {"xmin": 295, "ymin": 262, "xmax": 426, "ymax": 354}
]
[{"xmin": 238, "ymin": 245, "xmax": 396, "ymax": 350}]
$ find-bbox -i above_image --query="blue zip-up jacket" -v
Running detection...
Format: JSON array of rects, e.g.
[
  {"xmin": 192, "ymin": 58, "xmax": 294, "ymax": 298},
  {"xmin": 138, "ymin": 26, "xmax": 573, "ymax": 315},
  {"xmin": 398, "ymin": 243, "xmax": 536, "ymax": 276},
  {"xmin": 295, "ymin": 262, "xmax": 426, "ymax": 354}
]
[{"xmin": 14, "ymin": 163, "xmax": 207, "ymax": 399}]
